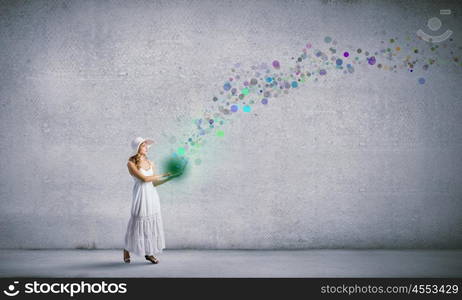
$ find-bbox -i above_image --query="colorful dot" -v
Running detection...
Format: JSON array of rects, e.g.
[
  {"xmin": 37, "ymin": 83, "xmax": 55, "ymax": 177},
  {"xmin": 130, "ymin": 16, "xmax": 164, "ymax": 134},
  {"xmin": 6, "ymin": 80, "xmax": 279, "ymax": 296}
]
[
  {"xmin": 178, "ymin": 147, "xmax": 185, "ymax": 155},
  {"xmin": 272, "ymin": 60, "xmax": 280, "ymax": 69},
  {"xmin": 418, "ymin": 77, "xmax": 425, "ymax": 84},
  {"xmin": 241, "ymin": 88, "xmax": 249, "ymax": 95},
  {"xmin": 216, "ymin": 130, "xmax": 224, "ymax": 137},
  {"xmin": 223, "ymin": 82, "xmax": 231, "ymax": 91},
  {"xmin": 367, "ymin": 56, "xmax": 376, "ymax": 65},
  {"xmin": 261, "ymin": 98, "xmax": 268, "ymax": 105},
  {"xmin": 336, "ymin": 58, "xmax": 343, "ymax": 65},
  {"xmin": 291, "ymin": 81, "xmax": 298, "ymax": 88},
  {"xmin": 319, "ymin": 69, "xmax": 327, "ymax": 75},
  {"xmin": 347, "ymin": 64, "xmax": 354, "ymax": 73},
  {"xmin": 243, "ymin": 105, "xmax": 251, "ymax": 112},
  {"xmin": 343, "ymin": 51, "xmax": 349, "ymax": 57},
  {"xmin": 231, "ymin": 104, "xmax": 239, "ymax": 112}
]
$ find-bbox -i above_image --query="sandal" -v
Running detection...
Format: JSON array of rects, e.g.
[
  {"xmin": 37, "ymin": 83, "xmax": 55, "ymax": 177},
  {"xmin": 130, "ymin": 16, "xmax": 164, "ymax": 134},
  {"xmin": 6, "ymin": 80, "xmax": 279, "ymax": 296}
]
[
  {"xmin": 123, "ymin": 249, "xmax": 131, "ymax": 263},
  {"xmin": 145, "ymin": 255, "xmax": 159, "ymax": 264}
]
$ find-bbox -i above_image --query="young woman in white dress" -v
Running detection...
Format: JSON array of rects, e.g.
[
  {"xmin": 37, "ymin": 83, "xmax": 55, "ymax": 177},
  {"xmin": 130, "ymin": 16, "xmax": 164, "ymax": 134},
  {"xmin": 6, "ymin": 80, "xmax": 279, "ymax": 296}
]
[{"xmin": 123, "ymin": 137, "xmax": 176, "ymax": 264}]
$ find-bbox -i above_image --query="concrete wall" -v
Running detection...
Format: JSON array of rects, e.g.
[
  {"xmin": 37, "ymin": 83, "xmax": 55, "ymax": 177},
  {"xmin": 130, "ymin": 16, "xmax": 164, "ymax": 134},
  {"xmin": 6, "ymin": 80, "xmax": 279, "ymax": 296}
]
[{"xmin": 1, "ymin": 0, "xmax": 461, "ymax": 249}]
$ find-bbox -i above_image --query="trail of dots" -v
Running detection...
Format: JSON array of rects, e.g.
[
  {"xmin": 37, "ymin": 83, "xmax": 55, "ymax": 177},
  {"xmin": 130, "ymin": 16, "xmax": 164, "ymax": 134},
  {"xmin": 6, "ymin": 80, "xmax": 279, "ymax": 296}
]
[{"xmin": 169, "ymin": 34, "xmax": 461, "ymax": 163}]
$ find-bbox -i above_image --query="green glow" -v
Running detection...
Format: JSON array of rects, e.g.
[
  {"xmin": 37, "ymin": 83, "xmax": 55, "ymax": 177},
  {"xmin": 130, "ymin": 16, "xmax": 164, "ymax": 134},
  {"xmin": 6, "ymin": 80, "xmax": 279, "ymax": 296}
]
[
  {"xmin": 178, "ymin": 147, "xmax": 185, "ymax": 155},
  {"xmin": 216, "ymin": 130, "xmax": 224, "ymax": 137},
  {"xmin": 241, "ymin": 88, "xmax": 249, "ymax": 95},
  {"xmin": 163, "ymin": 156, "xmax": 189, "ymax": 180}
]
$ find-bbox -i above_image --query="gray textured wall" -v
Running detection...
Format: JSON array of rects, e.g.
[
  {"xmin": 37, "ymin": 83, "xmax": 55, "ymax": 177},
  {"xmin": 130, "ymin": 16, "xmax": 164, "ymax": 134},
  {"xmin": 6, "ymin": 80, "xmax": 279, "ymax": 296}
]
[{"xmin": 1, "ymin": 0, "xmax": 461, "ymax": 249}]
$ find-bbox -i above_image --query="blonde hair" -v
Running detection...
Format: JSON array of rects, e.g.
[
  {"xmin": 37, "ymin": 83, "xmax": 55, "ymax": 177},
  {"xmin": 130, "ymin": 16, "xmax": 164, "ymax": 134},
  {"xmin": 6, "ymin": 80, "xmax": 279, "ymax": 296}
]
[
  {"xmin": 128, "ymin": 153, "xmax": 144, "ymax": 170},
  {"xmin": 128, "ymin": 142, "xmax": 147, "ymax": 170}
]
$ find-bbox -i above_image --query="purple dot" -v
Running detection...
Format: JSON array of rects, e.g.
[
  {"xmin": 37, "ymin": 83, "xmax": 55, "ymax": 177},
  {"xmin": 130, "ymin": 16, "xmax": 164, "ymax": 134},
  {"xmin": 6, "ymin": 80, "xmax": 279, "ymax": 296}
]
[
  {"xmin": 230, "ymin": 105, "xmax": 238, "ymax": 112},
  {"xmin": 261, "ymin": 98, "xmax": 268, "ymax": 105},
  {"xmin": 418, "ymin": 77, "xmax": 425, "ymax": 84},
  {"xmin": 343, "ymin": 51, "xmax": 349, "ymax": 57},
  {"xmin": 319, "ymin": 69, "xmax": 327, "ymax": 75},
  {"xmin": 272, "ymin": 60, "xmax": 280, "ymax": 69},
  {"xmin": 223, "ymin": 82, "xmax": 231, "ymax": 91},
  {"xmin": 367, "ymin": 56, "xmax": 376, "ymax": 65}
]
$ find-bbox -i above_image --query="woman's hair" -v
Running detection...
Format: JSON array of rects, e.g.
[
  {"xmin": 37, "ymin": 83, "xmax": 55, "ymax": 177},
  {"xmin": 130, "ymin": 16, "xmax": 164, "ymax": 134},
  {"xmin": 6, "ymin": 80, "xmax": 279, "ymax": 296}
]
[{"xmin": 128, "ymin": 153, "xmax": 143, "ymax": 170}]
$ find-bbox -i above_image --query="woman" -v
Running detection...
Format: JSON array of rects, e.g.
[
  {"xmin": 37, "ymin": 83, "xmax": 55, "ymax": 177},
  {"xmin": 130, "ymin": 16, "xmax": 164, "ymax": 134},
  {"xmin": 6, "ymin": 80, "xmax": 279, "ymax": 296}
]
[{"xmin": 123, "ymin": 136, "xmax": 176, "ymax": 264}]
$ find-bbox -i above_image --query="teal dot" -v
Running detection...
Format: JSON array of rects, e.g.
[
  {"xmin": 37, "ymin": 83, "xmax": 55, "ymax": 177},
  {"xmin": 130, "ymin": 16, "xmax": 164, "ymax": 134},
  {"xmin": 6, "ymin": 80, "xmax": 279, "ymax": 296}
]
[{"xmin": 243, "ymin": 105, "xmax": 251, "ymax": 112}]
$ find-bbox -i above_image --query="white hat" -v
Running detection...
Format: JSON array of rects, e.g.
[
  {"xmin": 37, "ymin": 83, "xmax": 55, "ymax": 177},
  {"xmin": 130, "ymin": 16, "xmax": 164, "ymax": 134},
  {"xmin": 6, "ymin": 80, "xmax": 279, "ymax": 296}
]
[{"xmin": 130, "ymin": 136, "xmax": 154, "ymax": 156}]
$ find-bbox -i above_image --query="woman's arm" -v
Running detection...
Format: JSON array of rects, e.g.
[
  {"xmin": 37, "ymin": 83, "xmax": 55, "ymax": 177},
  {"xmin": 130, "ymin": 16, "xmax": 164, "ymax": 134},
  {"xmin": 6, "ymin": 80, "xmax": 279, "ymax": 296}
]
[
  {"xmin": 153, "ymin": 176, "xmax": 171, "ymax": 187},
  {"xmin": 153, "ymin": 159, "xmax": 188, "ymax": 186},
  {"xmin": 127, "ymin": 161, "xmax": 163, "ymax": 182},
  {"xmin": 153, "ymin": 172, "xmax": 180, "ymax": 187}
]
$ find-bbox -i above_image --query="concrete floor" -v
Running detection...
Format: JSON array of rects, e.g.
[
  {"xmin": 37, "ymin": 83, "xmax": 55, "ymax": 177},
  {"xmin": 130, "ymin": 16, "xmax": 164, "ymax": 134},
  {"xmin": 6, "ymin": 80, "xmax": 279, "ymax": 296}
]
[{"xmin": 0, "ymin": 249, "xmax": 461, "ymax": 278}]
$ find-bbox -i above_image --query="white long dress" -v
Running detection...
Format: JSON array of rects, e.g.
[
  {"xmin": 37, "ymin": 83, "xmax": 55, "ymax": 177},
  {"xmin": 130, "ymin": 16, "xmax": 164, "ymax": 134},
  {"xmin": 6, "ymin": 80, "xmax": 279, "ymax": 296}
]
[{"xmin": 124, "ymin": 164, "xmax": 166, "ymax": 256}]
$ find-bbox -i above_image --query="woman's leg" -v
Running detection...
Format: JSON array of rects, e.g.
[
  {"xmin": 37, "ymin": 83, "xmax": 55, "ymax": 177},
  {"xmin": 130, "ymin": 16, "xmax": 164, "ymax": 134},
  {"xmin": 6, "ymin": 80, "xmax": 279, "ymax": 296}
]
[
  {"xmin": 145, "ymin": 254, "xmax": 159, "ymax": 264},
  {"xmin": 123, "ymin": 249, "xmax": 130, "ymax": 262}
]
